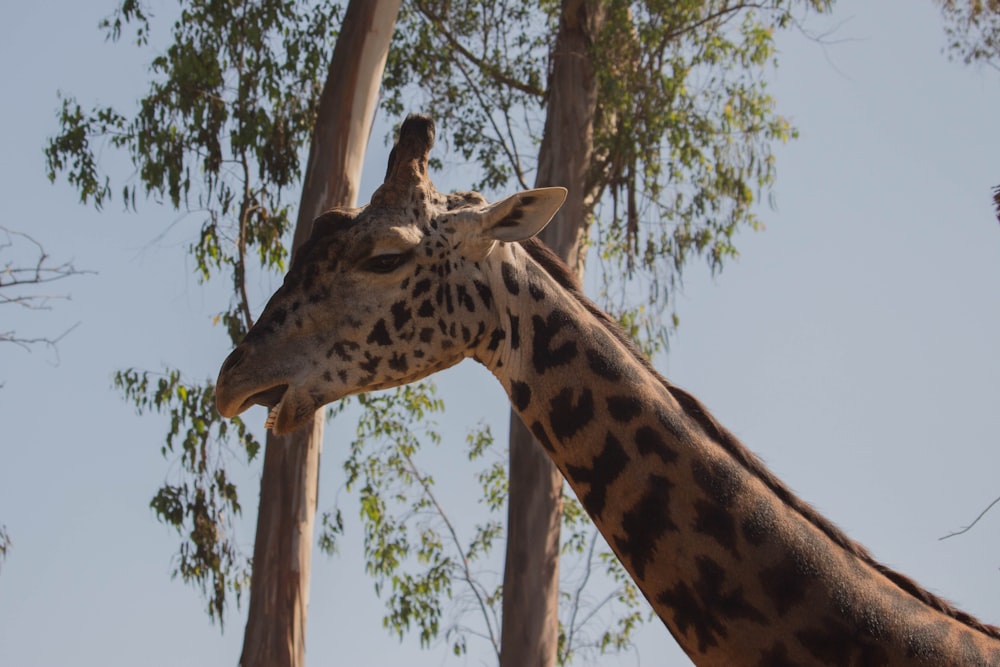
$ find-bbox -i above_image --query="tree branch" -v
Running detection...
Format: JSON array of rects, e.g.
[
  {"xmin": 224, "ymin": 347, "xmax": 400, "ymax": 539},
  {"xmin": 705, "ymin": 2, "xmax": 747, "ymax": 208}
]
[
  {"xmin": 413, "ymin": 0, "xmax": 545, "ymax": 98},
  {"xmin": 940, "ymin": 494, "xmax": 1000, "ymax": 540},
  {"xmin": 562, "ymin": 528, "xmax": 601, "ymax": 661},
  {"xmin": 660, "ymin": 2, "xmax": 771, "ymax": 45},
  {"xmin": 1, "ymin": 322, "xmax": 80, "ymax": 351},
  {"xmin": 234, "ymin": 9, "xmax": 257, "ymax": 335},
  {"xmin": 448, "ymin": 50, "xmax": 531, "ymax": 190},
  {"xmin": 1, "ymin": 227, "xmax": 90, "ymax": 302},
  {"xmin": 402, "ymin": 449, "xmax": 501, "ymax": 661},
  {"xmin": 1, "ymin": 227, "xmax": 91, "ymax": 355}
]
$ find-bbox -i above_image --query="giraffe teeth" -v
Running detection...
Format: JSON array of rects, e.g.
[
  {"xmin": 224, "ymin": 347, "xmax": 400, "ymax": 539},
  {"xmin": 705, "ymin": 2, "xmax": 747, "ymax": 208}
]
[{"xmin": 264, "ymin": 406, "xmax": 278, "ymax": 430}]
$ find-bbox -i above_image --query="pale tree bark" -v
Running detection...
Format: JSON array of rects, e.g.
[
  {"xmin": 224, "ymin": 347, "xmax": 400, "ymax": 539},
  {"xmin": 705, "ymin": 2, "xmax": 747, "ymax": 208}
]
[
  {"xmin": 239, "ymin": 2, "xmax": 401, "ymax": 666},
  {"xmin": 499, "ymin": 3, "xmax": 606, "ymax": 667}
]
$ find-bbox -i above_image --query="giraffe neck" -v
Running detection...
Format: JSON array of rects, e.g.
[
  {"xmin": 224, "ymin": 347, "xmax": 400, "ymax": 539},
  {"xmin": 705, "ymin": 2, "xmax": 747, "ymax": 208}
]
[{"xmin": 474, "ymin": 239, "xmax": 1000, "ymax": 666}]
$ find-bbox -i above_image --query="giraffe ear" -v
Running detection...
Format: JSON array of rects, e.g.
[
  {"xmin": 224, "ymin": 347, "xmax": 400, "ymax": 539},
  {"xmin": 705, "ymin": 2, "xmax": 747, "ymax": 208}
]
[{"xmin": 478, "ymin": 187, "xmax": 568, "ymax": 242}]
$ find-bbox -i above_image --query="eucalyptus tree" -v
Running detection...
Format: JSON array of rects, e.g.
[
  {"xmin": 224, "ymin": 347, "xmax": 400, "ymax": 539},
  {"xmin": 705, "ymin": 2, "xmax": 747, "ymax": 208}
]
[
  {"xmin": 335, "ymin": 1, "xmax": 833, "ymax": 665},
  {"xmin": 46, "ymin": 3, "xmax": 395, "ymax": 667}
]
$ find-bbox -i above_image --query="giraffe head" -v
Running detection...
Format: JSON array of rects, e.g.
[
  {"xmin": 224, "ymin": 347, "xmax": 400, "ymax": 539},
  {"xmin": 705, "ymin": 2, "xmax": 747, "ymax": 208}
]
[{"xmin": 216, "ymin": 115, "xmax": 566, "ymax": 434}]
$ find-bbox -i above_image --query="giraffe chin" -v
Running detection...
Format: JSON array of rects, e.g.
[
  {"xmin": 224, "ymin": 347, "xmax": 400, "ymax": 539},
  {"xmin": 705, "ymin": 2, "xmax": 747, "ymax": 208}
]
[{"xmin": 263, "ymin": 385, "xmax": 318, "ymax": 436}]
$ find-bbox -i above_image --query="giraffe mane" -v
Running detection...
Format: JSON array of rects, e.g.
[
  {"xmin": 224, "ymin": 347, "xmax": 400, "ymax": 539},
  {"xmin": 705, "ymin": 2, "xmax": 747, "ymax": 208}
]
[
  {"xmin": 993, "ymin": 184, "xmax": 1000, "ymax": 225},
  {"xmin": 518, "ymin": 235, "xmax": 1000, "ymax": 640}
]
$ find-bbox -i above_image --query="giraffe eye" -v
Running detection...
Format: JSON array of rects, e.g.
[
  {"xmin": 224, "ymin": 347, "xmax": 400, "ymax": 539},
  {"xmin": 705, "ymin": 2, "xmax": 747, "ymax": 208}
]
[{"xmin": 362, "ymin": 251, "xmax": 412, "ymax": 274}]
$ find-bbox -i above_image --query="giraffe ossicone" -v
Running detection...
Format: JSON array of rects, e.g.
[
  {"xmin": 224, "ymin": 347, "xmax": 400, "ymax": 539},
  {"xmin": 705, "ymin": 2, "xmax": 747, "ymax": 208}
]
[{"xmin": 216, "ymin": 115, "xmax": 1000, "ymax": 665}]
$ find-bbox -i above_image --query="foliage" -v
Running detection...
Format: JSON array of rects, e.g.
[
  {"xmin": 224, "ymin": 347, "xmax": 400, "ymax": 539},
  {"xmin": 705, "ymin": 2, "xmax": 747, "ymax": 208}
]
[
  {"xmin": 937, "ymin": 0, "xmax": 1000, "ymax": 70},
  {"xmin": 321, "ymin": 382, "xmax": 501, "ymax": 656},
  {"xmin": 556, "ymin": 495, "xmax": 647, "ymax": 664},
  {"xmin": 387, "ymin": 0, "xmax": 831, "ymax": 356},
  {"xmin": 115, "ymin": 367, "xmax": 261, "ymax": 624},
  {"xmin": 46, "ymin": 0, "xmax": 342, "ymax": 624},
  {"xmin": 383, "ymin": 0, "xmax": 559, "ymax": 191},
  {"xmin": 591, "ymin": 0, "xmax": 819, "ymax": 353},
  {"xmin": 319, "ymin": 381, "xmax": 644, "ymax": 663},
  {"xmin": 46, "ymin": 0, "xmax": 343, "ymax": 328}
]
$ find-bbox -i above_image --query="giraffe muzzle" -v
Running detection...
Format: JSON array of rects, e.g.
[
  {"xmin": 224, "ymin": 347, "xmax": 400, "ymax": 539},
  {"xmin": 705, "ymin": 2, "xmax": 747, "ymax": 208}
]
[{"xmin": 215, "ymin": 343, "xmax": 290, "ymax": 419}]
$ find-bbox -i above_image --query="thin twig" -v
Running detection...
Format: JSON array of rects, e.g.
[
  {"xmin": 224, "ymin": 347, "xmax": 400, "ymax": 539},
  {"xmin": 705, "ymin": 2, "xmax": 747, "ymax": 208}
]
[
  {"xmin": 413, "ymin": 0, "xmax": 544, "ymax": 98},
  {"xmin": 940, "ymin": 495, "xmax": 1000, "ymax": 540},
  {"xmin": 234, "ymin": 4, "xmax": 256, "ymax": 334},
  {"xmin": 402, "ymin": 450, "xmax": 501, "ymax": 661},
  {"xmin": 563, "ymin": 528, "xmax": 601, "ymax": 661},
  {"xmin": 1, "ymin": 322, "xmax": 81, "ymax": 363},
  {"xmin": 450, "ymin": 53, "xmax": 531, "ymax": 191},
  {"xmin": 1, "ymin": 227, "xmax": 90, "ymax": 356}
]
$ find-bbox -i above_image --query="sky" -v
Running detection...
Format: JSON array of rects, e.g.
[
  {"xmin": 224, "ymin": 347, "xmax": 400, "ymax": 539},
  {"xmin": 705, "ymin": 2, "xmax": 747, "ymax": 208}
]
[{"xmin": 1, "ymin": 1, "xmax": 999, "ymax": 666}]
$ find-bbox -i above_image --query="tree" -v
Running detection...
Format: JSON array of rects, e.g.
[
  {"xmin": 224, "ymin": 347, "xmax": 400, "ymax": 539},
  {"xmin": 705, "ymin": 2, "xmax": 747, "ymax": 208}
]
[
  {"xmin": 239, "ymin": 3, "xmax": 400, "ymax": 666},
  {"xmin": 49, "ymin": 0, "xmax": 338, "ymax": 649},
  {"xmin": 47, "ymin": 0, "xmax": 832, "ymax": 665},
  {"xmin": 48, "ymin": 1, "xmax": 401, "ymax": 666}
]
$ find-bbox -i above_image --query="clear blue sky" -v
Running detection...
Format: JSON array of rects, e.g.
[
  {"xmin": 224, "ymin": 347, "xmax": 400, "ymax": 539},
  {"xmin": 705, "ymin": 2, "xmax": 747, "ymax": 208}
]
[{"xmin": 2, "ymin": 2, "xmax": 999, "ymax": 666}]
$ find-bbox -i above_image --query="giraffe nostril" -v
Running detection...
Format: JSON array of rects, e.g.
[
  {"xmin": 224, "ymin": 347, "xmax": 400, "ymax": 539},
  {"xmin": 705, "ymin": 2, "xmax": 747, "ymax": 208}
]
[{"xmin": 220, "ymin": 346, "xmax": 246, "ymax": 376}]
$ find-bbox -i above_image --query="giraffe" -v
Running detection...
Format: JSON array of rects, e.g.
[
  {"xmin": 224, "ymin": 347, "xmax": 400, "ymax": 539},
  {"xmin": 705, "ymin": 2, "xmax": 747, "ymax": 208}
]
[{"xmin": 216, "ymin": 115, "xmax": 1000, "ymax": 666}]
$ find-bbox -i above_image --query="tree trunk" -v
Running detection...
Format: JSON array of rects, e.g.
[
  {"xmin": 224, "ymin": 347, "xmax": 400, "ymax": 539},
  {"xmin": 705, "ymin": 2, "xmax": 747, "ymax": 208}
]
[
  {"xmin": 239, "ymin": 3, "xmax": 401, "ymax": 666},
  {"xmin": 499, "ymin": 3, "xmax": 606, "ymax": 667}
]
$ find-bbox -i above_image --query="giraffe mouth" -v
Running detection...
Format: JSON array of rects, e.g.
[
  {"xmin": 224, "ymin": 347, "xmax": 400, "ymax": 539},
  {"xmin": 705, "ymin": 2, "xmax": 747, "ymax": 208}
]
[
  {"xmin": 239, "ymin": 383, "xmax": 288, "ymax": 415},
  {"xmin": 242, "ymin": 384, "xmax": 290, "ymax": 432}
]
